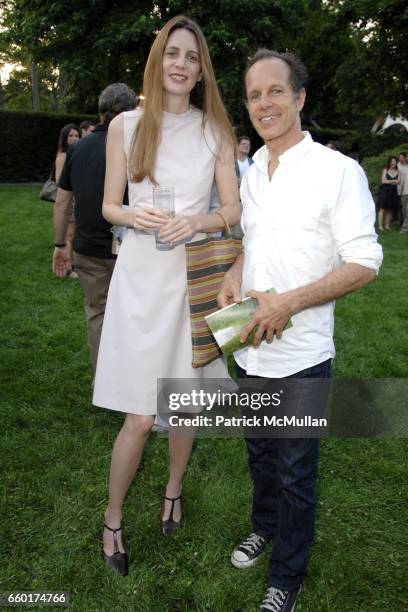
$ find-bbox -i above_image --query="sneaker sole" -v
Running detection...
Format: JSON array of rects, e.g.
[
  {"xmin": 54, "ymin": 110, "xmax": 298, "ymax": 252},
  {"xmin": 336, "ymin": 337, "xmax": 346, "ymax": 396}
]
[
  {"xmin": 230, "ymin": 552, "xmax": 261, "ymax": 568},
  {"xmin": 260, "ymin": 601, "xmax": 296, "ymax": 612}
]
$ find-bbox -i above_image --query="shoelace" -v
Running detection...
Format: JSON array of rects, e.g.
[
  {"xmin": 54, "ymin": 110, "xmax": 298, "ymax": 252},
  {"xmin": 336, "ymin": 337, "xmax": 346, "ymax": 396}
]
[
  {"xmin": 240, "ymin": 533, "xmax": 265, "ymax": 554},
  {"xmin": 261, "ymin": 587, "xmax": 288, "ymax": 612}
]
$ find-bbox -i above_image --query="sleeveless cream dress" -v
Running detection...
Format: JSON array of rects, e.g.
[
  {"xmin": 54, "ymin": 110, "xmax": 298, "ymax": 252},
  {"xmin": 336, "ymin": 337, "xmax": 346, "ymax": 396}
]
[{"xmin": 92, "ymin": 107, "xmax": 229, "ymax": 415}]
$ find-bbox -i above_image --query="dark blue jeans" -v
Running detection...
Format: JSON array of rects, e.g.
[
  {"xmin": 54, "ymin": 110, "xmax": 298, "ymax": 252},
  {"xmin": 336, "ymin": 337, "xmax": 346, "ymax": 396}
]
[{"xmin": 236, "ymin": 359, "xmax": 332, "ymax": 591}]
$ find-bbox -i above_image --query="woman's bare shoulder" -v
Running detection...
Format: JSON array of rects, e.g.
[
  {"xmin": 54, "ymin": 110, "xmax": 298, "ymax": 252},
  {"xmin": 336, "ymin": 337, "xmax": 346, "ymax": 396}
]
[{"xmin": 109, "ymin": 109, "xmax": 142, "ymax": 135}]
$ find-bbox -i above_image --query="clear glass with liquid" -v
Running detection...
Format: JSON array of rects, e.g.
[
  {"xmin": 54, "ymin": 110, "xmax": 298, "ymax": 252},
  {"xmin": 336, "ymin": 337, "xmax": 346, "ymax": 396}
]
[{"xmin": 153, "ymin": 186, "xmax": 175, "ymax": 251}]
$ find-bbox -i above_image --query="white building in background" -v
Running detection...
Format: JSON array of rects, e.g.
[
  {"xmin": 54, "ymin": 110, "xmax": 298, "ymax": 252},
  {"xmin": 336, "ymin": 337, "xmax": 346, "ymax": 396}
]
[{"xmin": 371, "ymin": 116, "xmax": 408, "ymax": 134}]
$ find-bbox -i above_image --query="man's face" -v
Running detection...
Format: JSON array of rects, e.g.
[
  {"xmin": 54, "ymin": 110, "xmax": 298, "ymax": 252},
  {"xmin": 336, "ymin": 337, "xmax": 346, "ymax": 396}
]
[
  {"xmin": 238, "ymin": 138, "xmax": 251, "ymax": 156},
  {"xmin": 245, "ymin": 58, "xmax": 305, "ymax": 148},
  {"xmin": 399, "ymin": 153, "xmax": 407, "ymax": 165}
]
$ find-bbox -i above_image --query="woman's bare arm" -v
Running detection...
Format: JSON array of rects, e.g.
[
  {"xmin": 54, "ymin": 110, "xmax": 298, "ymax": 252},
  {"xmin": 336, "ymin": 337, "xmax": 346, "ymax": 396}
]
[
  {"xmin": 55, "ymin": 152, "xmax": 66, "ymax": 184},
  {"xmin": 159, "ymin": 138, "xmax": 240, "ymax": 243},
  {"xmin": 102, "ymin": 115, "xmax": 168, "ymax": 231}
]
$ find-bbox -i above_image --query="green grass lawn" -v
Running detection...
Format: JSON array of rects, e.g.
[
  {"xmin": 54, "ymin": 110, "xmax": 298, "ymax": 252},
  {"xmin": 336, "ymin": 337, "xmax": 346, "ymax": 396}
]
[{"xmin": 0, "ymin": 185, "xmax": 407, "ymax": 612}]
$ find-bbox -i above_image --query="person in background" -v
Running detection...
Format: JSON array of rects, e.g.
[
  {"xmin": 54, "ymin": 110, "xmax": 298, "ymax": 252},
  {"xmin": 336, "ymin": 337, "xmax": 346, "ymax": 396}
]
[
  {"xmin": 232, "ymin": 136, "xmax": 254, "ymax": 238},
  {"xmin": 377, "ymin": 156, "xmax": 400, "ymax": 231},
  {"xmin": 397, "ymin": 151, "xmax": 408, "ymax": 233},
  {"xmin": 236, "ymin": 135, "xmax": 254, "ymax": 181},
  {"xmin": 55, "ymin": 124, "xmax": 80, "ymax": 276},
  {"xmin": 52, "ymin": 84, "xmax": 137, "ymax": 374},
  {"xmin": 218, "ymin": 48, "xmax": 382, "ymax": 612},
  {"xmin": 79, "ymin": 120, "xmax": 96, "ymax": 137}
]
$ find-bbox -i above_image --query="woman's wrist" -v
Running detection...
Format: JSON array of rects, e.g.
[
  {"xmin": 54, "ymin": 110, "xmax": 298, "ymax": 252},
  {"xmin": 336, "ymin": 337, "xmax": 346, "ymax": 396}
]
[{"xmin": 190, "ymin": 213, "xmax": 202, "ymax": 233}]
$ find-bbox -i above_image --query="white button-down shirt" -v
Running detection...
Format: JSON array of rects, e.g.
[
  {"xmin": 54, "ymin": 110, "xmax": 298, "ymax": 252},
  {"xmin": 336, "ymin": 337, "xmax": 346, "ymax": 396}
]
[
  {"xmin": 397, "ymin": 162, "xmax": 408, "ymax": 196},
  {"xmin": 235, "ymin": 132, "xmax": 383, "ymax": 377}
]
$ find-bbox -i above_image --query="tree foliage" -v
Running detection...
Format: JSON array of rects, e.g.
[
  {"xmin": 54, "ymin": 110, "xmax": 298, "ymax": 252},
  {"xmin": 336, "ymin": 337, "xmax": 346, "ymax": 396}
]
[
  {"xmin": 1, "ymin": 63, "xmax": 60, "ymax": 111},
  {"xmin": 0, "ymin": 0, "xmax": 407, "ymax": 128},
  {"xmin": 333, "ymin": 0, "xmax": 408, "ymax": 120}
]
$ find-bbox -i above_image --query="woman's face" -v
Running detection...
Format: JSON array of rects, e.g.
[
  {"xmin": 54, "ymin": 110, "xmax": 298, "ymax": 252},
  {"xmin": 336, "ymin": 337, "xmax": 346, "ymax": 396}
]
[
  {"xmin": 162, "ymin": 28, "xmax": 202, "ymax": 100},
  {"xmin": 67, "ymin": 129, "xmax": 80, "ymax": 145},
  {"xmin": 390, "ymin": 158, "xmax": 397, "ymax": 169}
]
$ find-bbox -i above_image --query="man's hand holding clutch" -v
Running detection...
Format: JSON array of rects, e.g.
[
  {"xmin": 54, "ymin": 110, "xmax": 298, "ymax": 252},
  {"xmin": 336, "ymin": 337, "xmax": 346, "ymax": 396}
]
[{"xmin": 240, "ymin": 290, "xmax": 293, "ymax": 347}]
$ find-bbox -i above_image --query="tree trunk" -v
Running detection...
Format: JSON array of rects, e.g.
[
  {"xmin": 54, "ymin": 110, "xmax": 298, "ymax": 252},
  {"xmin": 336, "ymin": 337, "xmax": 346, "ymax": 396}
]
[
  {"xmin": 30, "ymin": 60, "xmax": 40, "ymax": 111},
  {"xmin": 58, "ymin": 69, "xmax": 68, "ymax": 111}
]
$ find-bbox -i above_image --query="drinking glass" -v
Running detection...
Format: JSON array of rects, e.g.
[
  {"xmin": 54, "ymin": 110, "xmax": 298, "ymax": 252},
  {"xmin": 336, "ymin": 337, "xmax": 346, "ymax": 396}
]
[{"xmin": 153, "ymin": 186, "xmax": 175, "ymax": 251}]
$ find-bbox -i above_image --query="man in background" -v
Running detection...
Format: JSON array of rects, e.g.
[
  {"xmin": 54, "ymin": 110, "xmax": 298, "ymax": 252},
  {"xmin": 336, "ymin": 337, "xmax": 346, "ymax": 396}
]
[
  {"xmin": 79, "ymin": 120, "xmax": 95, "ymax": 137},
  {"xmin": 397, "ymin": 151, "xmax": 408, "ymax": 233},
  {"xmin": 53, "ymin": 83, "xmax": 137, "ymax": 374},
  {"xmin": 232, "ymin": 136, "xmax": 254, "ymax": 238},
  {"xmin": 236, "ymin": 135, "xmax": 254, "ymax": 181}
]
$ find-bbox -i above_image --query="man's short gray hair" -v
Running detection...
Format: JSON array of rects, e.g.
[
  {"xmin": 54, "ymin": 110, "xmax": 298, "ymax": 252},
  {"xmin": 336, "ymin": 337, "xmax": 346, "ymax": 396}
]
[{"xmin": 98, "ymin": 83, "xmax": 137, "ymax": 123}]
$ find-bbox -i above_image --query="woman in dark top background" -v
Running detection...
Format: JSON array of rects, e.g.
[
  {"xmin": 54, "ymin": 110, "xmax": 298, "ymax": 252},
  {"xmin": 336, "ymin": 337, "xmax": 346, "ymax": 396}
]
[
  {"xmin": 378, "ymin": 156, "xmax": 400, "ymax": 231},
  {"xmin": 55, "ymin": 124, "xmax": 80, "ymax": 274}
]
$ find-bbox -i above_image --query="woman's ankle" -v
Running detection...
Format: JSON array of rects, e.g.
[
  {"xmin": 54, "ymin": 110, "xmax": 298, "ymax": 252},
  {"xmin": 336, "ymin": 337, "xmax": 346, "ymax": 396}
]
[
  {"xmin": 104, "ymin": 506, "xmax": 123, "ymax": 527},
  {"xmin": 165, "ymin": 481, "xmax": 182, "ymax": 497}
]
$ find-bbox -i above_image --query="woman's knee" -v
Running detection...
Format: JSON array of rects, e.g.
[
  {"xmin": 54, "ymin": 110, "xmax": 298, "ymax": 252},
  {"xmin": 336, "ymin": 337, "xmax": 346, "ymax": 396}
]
[{"xmin": 124, "ymin": 414, "xmax": 154, "ymax": 437}]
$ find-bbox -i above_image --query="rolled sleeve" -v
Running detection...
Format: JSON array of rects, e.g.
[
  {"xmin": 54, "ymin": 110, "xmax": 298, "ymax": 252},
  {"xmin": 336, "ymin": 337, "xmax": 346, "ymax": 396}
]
[{"xmin": 330, "ymin": 158, "xmax": 383, "ymax": 273}]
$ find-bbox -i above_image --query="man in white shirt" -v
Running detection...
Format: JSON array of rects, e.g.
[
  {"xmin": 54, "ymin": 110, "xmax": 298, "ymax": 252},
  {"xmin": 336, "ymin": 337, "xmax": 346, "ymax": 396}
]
[
  {"xmin": 218, "ymin": 49, "xmax": 382, "ymax": 612},
  {"xmin": 397, "ymin": 151, "xmax": 408, "ymax": 233}
]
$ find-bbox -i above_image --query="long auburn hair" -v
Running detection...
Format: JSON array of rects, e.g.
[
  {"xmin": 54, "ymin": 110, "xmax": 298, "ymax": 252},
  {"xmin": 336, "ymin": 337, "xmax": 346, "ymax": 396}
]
[{"xmin": 129, "ymin": 15, "xmax": 236, "ymax": 184}]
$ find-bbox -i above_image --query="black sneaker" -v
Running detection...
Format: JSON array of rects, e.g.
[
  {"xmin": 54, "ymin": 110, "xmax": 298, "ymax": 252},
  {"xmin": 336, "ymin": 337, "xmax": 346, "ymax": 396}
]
[
  {"xmin": 230, "ymin": 532, "xmax": 267, "ymax": 568},
  {"xmin": 259, "ymin": 586, "xmax": 301, "ymax": 612}
]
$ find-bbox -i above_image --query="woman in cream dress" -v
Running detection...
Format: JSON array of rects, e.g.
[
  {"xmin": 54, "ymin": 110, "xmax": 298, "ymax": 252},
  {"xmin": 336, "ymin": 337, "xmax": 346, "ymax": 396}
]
[{"xmin": 93, "ymin": 16, "xmax": 239, "ymax": 575}]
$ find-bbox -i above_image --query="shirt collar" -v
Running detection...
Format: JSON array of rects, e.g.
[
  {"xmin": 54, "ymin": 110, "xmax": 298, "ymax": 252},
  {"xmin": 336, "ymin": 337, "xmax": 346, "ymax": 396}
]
[{"xmin": 253, "ymin": 131, "xmax": 313, "ymax": 175}]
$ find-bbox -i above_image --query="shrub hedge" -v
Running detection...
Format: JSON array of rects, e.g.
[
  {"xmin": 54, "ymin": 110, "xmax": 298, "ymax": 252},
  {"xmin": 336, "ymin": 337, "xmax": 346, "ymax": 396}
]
[
  {"xmin": 0, "ymin": 109, "xmax": 97, "ymax": 183},
  {"xmin": 1, "ymin": 109, "xmax": 407, "ymax": 182}
]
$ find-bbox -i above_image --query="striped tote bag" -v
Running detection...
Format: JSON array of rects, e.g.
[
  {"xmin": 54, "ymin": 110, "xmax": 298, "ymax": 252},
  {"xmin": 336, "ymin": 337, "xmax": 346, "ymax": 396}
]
[{"xmin": 185, "ymin": 234, "xmax": 242, "ymax": 368}]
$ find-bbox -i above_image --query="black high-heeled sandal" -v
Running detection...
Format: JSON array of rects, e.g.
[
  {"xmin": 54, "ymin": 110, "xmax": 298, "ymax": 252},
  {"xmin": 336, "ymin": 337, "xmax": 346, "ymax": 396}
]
[
  {"xmin": 101, "ymin": 523, "xmax": 128, "ymax": 576},
  {"xmin": 161, "ymin": 495, "xmax": 182, "ymax": 536}
]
